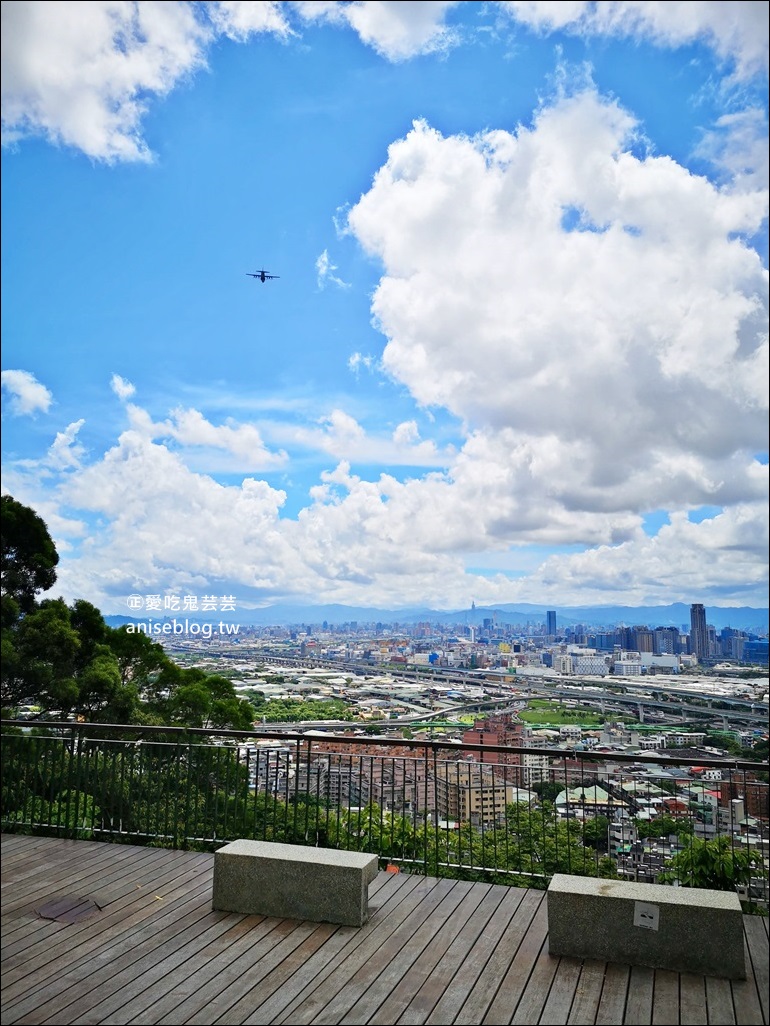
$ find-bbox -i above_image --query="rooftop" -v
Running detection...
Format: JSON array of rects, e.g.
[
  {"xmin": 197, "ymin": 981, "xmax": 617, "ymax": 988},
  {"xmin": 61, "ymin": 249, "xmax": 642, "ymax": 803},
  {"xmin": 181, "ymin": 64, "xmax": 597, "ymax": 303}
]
[{"xmin": 2, "ymin": 834, "xmax": 767, "ymax": 1025}]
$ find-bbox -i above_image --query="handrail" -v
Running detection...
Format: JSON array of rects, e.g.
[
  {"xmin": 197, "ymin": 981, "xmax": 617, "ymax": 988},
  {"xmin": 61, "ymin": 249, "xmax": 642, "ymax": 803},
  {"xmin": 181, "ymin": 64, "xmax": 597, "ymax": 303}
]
[{"xmin": 1, "ymin": 719, "xmax": 765, "ymax": 771}]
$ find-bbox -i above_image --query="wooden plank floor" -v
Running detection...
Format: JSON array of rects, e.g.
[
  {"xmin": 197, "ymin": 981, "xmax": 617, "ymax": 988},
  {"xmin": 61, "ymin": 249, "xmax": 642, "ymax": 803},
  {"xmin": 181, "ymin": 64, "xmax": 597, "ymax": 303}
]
[{"xmin": 1, "ymin": 834, "xmax": 767, "ymax": 1026}]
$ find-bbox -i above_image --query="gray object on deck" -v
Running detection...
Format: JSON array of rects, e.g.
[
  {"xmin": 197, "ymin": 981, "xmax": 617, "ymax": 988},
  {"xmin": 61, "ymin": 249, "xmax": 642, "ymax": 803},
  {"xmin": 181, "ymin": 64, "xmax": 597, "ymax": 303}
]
[
  {"xmin": 546, "ymin": 874, "xmax": 746, "ymax": 979},
  {"xmin": 212, "ymin": 838, "xmax": 379, "ymax": 926}
]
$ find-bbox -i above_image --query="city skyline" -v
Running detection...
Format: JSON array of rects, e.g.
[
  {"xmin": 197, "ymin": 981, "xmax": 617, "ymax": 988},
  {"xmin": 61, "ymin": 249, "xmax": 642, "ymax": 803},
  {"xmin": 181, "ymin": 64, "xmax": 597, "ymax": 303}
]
[
  {"xmin": 2, "ymin": 2, "xmax": 768, "ymax": 617},
  {"xmin": 106, "ymin": 598, "xmax": 769, "ymax": 638}
]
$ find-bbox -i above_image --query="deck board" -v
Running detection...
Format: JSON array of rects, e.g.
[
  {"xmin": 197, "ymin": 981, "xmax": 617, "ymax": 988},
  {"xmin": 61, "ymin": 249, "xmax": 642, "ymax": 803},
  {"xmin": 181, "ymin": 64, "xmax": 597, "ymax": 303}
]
[
  {"xmin": 539, "ymin": 955, "xmax": 583, "ymax": 1024},
  {"xmin": 2, "ymin": 851, "xmax": 209, "ymax": 980},
  {"xmin": 566, "ymin": 959, "xmax": 607, "ymax": 1025},
  {"xmin": 508, "ymin": 925, "xmax": 558, "ymax": 1025},
  {"xmin": 480, "ymin": 890, "xmax": 548, "ymax": 1025},
  {"xmin": 424, "ymin": 886, "xmax": 531, "ymax": 1025},
  {"xmin": 283, "ymin": 876, "xmax": 457, "ymax": 1025},
  {"xmin": 340, "ymin": 879, "xmax": 477, "ymax": 1025},
  {"xmin": 619, "ymin": 964, "xmax": 655, "ymax": 1024},
  {"xmin": 746, "ymin": 914, "xmax": 770, "ymax": 1024},
  {"xmin": 394, "ymin": 885, "xmax": 508, "ymax": 1025},
  {"xmin": 651, "ymin": 969, "xmax": 680, "ymax": 1025},
  {"xmin": 594, "ymin": 962, "xmax": 631, "ymax": 1026},
  {"xmin": 451, "ymin": 886, "xmax": 536, "ymax": 1024},
  {"xmin": 705, "ymin": 976, "xmax": 737, "ymax": 1026},
  {"xmin": 2, "ymin": 869, "xmax": 213, "ymax": 1016},
  {"xmin": 1, "ymin": 833, "xmax": 767, "ymax": 1026},
  {"xmin": 678, "ymin": 972, "xmax": 708, "ymax": 1026},
  {"xmin": 368, "ymin": 881, "xmax": 489, "ymax": 1026}
]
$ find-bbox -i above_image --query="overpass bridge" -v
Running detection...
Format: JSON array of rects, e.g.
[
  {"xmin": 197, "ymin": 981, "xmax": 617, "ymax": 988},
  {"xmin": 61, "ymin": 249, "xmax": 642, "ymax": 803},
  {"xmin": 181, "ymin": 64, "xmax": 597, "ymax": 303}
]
[{"xmin": 254, "ymin": 653, "xmax": 767, "ymax": 731}]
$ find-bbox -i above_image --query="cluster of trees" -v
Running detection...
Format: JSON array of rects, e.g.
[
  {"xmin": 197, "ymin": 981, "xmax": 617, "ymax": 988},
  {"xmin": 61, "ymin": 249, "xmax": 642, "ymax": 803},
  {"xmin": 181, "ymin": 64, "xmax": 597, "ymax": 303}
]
[
  {"xmin": 1, "ymin": 495, "xmax": 254, "ymax": 730},
  {"xmin": 249, "ymin": 693, "xmax": 355, "ymax": 723}
]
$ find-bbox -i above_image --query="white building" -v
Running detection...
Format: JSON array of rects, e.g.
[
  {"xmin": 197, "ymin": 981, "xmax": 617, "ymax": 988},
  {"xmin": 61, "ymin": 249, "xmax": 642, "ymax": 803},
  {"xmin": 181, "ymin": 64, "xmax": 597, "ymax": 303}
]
[
  {"xmin": 614, "ymin": 653, "xmax": 643, "ymax": 676},
  {"xmin": 572, "ymin": 653, "xmax": 610, "ymax": 676}
]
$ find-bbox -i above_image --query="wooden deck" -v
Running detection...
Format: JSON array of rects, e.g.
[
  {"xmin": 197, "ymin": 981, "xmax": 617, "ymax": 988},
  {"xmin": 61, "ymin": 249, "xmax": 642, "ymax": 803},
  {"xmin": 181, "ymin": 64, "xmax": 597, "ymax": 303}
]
[{"xmin": 1, "ymin": 834, "xmax": 767, "ymax": 1025}]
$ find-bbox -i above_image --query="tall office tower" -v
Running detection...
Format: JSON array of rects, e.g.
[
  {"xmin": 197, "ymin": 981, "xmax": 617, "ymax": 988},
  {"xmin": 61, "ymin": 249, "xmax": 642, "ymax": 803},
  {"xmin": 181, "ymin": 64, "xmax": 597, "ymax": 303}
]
[
  {"xmin": 631, "ymin": 626, "xmax": 654, "ymax": 652},
  {"xmin": 546, "ymin": 610, "xmax": 557, "ymax": 637},
  {"xmin": 690, "ymin": 603, "xmax": 709, "ymax": 661},
  {"xmin": 654, "ymin": 626, "xmax": 680, "ymax": 655}
]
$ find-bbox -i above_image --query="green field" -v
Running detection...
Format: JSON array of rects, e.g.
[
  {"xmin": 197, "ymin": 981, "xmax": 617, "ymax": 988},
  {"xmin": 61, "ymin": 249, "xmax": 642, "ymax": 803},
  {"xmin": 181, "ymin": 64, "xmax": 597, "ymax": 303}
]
[{"xmin": 516, "ymin": 699, "xmax": 635, "ymax": 727}]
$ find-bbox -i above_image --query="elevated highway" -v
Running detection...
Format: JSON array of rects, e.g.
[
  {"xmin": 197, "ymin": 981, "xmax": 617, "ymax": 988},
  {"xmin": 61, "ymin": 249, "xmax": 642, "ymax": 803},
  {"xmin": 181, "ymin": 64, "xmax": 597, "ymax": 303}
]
[{"xmin": 254, "ymin": 652, "xmax": 767, "ymax": 731}]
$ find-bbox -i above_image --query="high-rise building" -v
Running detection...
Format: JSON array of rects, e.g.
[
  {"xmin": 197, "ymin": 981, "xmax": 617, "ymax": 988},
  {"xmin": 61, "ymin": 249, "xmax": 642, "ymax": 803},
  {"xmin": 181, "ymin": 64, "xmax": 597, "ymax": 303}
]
[
  {"xmin": 546, "ymin": 610, "xmax": 557, "ymax": 637},
  {"xmin": 654, "ymin": 626, "xmax": 681, "ymax": 655},
  {"xmin": 631, "ymin": 626, "xmax": 654, "ymax": 652},
  {"xmin": 690, "ymin": 603, "xmax": 709, "ymax": 661}
]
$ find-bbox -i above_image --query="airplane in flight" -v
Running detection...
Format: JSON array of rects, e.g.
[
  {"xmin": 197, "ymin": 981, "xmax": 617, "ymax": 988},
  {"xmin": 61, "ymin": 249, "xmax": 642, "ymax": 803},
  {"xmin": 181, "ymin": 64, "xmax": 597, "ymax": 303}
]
[{"xmin": 247, "ymin": 269, "xmax": 279, "ymax": 282}]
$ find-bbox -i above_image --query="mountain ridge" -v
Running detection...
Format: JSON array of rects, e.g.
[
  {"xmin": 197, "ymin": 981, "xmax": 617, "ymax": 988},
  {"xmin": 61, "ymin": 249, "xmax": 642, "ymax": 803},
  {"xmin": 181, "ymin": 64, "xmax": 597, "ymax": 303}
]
[{"xmin": 105, "ymin": 602, "xmax": 769, "ymax": 633}]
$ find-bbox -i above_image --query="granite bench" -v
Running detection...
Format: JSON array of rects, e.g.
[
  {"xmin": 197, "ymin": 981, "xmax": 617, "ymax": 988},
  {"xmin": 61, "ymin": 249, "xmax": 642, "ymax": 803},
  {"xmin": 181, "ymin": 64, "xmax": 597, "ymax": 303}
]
[
  {"xmin": 212, "ymin": 838, "xmax": 379, "ymax": 927},
  {"xmin": 546, "ymin": 873, "xmax": 746, "ymax": 979}
]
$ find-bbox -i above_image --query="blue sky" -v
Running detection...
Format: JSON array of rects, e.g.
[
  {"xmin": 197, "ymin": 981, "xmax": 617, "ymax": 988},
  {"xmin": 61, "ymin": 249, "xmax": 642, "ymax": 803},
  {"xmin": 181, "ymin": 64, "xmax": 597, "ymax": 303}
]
[{"xmin": 1, "ymin": 1, "xmax": 768, "ymax": 616}]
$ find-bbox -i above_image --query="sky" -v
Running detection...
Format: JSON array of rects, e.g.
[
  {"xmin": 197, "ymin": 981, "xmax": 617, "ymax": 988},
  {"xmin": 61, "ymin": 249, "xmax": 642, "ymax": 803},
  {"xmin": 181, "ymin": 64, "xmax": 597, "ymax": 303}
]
[{"xmin": 1, "ymin": 1, "xmax": 768, "ymax": 618}]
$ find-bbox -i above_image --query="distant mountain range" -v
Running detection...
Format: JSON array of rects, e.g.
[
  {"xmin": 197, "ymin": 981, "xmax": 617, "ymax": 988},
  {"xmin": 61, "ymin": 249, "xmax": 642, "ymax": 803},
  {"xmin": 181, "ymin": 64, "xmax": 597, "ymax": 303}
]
[{"xmin": 105, "ymin": 601, "xmax": 768, "ymax": 633}]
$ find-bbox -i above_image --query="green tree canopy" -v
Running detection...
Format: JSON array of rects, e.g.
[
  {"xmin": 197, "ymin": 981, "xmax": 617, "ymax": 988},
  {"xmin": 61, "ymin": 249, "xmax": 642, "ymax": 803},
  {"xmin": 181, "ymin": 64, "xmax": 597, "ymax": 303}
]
[
  {"xmin": 1, "ymin": 494, "xmax": 58, "ymax": 618},
  {"xmin": 0, "ymin": 497, "xmax": 256, "ymax": 732}
]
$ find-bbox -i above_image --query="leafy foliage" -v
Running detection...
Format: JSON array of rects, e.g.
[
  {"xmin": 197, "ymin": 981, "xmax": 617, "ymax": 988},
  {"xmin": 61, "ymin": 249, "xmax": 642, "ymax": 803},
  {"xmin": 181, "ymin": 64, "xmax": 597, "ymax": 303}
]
[
  {"xmin": 252, "ymin": 698, "xmax": 354, "ymax": 723},
  {"xmin": 0, "ymin": 497, "xmax": 255, "ymax": 731},
  {"xmin": 660, "ymin": 835, "xmax": 761, "ymax": 891},
  {"xmin": 634, "ymin": 814, "xmax": 692, "ymax": 840},
  {"xmin": 1, "ymin": 494, "xmax": 59, "ymax": 618}
]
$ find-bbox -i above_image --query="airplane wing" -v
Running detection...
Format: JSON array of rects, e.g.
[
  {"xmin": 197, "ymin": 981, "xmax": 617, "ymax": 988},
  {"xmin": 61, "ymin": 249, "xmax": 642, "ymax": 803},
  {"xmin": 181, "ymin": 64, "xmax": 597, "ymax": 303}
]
[{"xmin": 246, "ymin": 273, "xmax": 259, "ymax": 277}]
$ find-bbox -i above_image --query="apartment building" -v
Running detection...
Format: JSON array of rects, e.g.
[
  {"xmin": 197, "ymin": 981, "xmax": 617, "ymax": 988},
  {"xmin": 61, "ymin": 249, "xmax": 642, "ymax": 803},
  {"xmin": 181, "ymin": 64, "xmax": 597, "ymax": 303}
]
[{"xmin": 433, "ymin": 762, "xmax": 522, "ymax": 828}]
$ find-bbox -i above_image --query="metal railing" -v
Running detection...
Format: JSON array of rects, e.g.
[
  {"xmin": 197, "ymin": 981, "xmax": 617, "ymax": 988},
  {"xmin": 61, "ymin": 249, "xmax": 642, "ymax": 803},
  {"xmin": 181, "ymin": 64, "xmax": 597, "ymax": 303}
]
[{"xmin": 1, "ymin": 720, "xmax": 767, "ymax": 908}]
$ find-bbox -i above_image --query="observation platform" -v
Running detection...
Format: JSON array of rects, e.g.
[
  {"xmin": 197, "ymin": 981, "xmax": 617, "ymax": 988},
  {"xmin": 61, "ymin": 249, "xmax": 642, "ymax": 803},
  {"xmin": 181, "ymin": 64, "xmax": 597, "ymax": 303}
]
[{"xmin": 1, "ymin": 833, "xmax": 767, "ymax": 1025}]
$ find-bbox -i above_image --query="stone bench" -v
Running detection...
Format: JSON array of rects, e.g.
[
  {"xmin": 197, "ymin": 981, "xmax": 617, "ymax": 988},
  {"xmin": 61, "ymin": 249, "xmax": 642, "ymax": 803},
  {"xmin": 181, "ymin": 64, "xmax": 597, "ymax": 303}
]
[
  {"xmin": 212, "ymin": 839, "xmax": 379, "ymax": 927},
  {"xmin": 546, "ymin": 874, "xmax": 746, "ymax": 979}
]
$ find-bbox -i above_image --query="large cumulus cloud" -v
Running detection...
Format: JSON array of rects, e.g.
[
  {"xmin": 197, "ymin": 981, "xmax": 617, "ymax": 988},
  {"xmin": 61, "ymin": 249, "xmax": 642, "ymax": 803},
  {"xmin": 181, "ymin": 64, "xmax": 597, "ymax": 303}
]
[{"xmin": 347, "ymin": 91, "xmax": 768, "ymax": 517}]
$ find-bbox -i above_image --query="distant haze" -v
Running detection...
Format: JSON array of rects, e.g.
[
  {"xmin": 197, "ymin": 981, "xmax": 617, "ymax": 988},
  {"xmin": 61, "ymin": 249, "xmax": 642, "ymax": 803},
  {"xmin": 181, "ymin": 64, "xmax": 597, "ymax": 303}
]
[{"xmin": 107, "ymin": 603, "xmax": 769, "ymax": 634}]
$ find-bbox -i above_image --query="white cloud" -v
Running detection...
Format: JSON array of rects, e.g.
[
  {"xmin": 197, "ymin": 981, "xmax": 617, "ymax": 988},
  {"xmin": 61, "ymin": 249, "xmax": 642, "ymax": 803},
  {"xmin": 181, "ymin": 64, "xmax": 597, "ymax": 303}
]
[
  {"xmin": 520, "ymin": 501, "xmax": 770, "ymax": 605},
  {"xmin": 295, "ymin": 1, "xmax": 462, "ymax": 60},
  {"xmin": 162, "ymin": 406, "xmax": 289, "ymax": 470},
  {"xmin": 316, "ymin": 249, "xmax": 350, "ymax": 290},
  {"xmin": 7, "ymin": 81, "xmax": 767, "ymax": 611},
  {"xmin": 9, "ymin": 413, "xmax": 767, "ymax": 612},
  {"xmin": 1, "ymin": 1, "xmax": 461, "ymax": 163},
  {"xmin": 392, "ymin": 420, "xmax": 419, "ymax": 445},
  {"xmin": 4, "ymin": 1, "xmax": 765, "ymax": 165},
  {"xmin": 1, "ymin": 1, "xmax": 212, "ymax": 162},
  {"xmin": 47, "ymin": 419, "xmax": 87, "ymax": 470},
  {"xmin": 694, "ymin": 108, "xmax": 770, "ymax": 193},
  {"xmin": 286, "ymin": 409, "xmax": 451, "ymax": 466},
  {"xmin": 56, "ymin": 428, "xmax": 296, "ymax": 602},
  {"xmin": 2, "ymin": 11, "xmax": 767, "ymax": 610},
  {"xmin": 206, "ymin": 1, "xmax": 291, "ymax": 41},
  {"xmin": 115, "ymin": 402, "xmax": 289, "ymax": 472},
  {"xmin": 1, "ymin": 368, "xmax": 53, "ymax": 415},
  {"xmin": 110, "ymin": 373, "xmax": 136, "ymax": 401},
  {"xmin": 348, "ymin": 352, "xmax": 376, "ymax": 375},
  {"xmin": 346, "ymin": 94, "xmax": 768, "ymax": 513},
  {"xmin": 0, "ymin": 0, "xmax": 292, "ymax": 163},
  {"xmin": 499, "ymin": 1, "xmax": 769, "ymax": 80}
]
